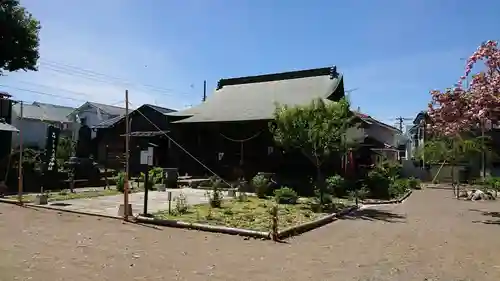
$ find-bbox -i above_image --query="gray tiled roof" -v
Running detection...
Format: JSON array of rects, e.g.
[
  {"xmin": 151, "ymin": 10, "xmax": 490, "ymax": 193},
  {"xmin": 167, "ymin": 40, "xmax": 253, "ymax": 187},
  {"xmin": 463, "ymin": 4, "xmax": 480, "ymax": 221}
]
[
  {"xmin": 93, "ymin": 114, "xmax": 124, "ymax": 128},
  {"xmin": 144, "ymin": 104, "xmax": 176, "ymax": 114},
  {"xmin": 0, "ymin": 122, "xmax": 19, "ymax": 132},
  {"xmin": 93, "ymin": 104, "xmax": 176, "ymax": 129},
  {"xmin": 172, "ymin": 66, "xmax": 344, "ymax": 123},
  {"xmin": 12, "ymin": 102, "xmax": 75, "ymax": 123},
  {"xmin": 88, "ymin": 102, "xmax": 126, "ymax": 116}
]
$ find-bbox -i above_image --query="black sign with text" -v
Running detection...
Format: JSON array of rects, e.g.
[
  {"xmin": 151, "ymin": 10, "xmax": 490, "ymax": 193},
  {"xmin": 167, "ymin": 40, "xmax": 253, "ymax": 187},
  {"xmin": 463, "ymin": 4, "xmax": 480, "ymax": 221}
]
[{"xmin": 43, "ymin": 125, "xmax": 61, "ymax": 173}]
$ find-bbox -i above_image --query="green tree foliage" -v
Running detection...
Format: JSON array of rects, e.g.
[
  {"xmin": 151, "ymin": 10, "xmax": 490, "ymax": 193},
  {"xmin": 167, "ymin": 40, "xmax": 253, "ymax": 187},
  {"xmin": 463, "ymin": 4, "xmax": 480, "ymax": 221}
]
[
  {"xmin": 270, "ymin": 97, "xmax": 363, "ymax": 203},
  {"xmin": 0, "ymin": 0, "xmax": 41, "ymax": 74},
  {"xmin": 415, "ymin": 135, "xmax": 488, "ymax": 193},
  {"xmin": 415, "ymin": 135, "xmax": 487, "ymax": 166},
  {"xmin": 56, "ymin": 137, "xmax": 74, "ymax": 168}
]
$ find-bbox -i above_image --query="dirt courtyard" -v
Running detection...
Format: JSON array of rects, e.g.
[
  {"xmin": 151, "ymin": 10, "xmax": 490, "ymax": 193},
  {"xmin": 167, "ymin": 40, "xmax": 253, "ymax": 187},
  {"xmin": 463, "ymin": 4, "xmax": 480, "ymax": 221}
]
[{"xmin": 1, "ymin": 188, "xmax": 500, "ymax": 281}]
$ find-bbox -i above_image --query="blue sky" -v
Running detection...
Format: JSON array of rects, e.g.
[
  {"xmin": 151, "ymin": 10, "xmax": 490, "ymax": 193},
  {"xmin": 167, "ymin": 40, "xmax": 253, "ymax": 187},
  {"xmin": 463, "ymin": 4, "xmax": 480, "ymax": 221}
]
[{"xmin": 2, "ymin": 0, "xmax": 499, "ymax": 126}]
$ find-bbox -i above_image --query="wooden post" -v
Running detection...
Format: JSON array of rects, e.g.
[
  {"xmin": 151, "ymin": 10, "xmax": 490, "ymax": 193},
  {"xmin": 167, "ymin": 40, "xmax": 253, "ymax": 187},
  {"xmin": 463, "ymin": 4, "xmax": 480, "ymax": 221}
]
[
  {"xmin": 143, "ymin": 165, "xmax": 149, "ymax": 216},
  {"xmin": 104, "ymin": 144, "xmax": 109, "ymax": 189},
  {"xmin": 124, "ymin": 90, "xmax": 130, "ymax": 220},
  {"xmin": 17, "ymin": 101, "xmax": 23, "ymax": 204}
]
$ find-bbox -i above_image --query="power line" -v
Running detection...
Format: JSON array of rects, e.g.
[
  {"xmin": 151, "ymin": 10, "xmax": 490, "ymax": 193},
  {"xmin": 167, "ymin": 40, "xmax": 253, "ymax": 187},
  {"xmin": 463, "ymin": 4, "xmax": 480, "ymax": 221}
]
[
  {"xmin": 0, "ymin": 84, "xmax": 88, "ymax": 103},
  {"xmin": 128, "ymin": 101, "xmax": 231, "ymax": 187},
  {"xmin": 39, "ymin": 59, "xmax": 194, "ymax": 96},
  {"xmin": 0, "ymin": 84, "xmax": 126, "ymax": 108},
  {"xmin": 7, "ymin": 79, "xmax": 93, "ymax": 98}
]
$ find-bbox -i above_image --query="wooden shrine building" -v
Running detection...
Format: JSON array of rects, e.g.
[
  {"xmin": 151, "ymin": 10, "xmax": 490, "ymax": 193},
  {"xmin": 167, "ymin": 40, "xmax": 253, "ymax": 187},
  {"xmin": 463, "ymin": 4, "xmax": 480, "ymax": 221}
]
[{"xmin": 167, "ymin": 66, "xmax": 348, "ymax": 181}]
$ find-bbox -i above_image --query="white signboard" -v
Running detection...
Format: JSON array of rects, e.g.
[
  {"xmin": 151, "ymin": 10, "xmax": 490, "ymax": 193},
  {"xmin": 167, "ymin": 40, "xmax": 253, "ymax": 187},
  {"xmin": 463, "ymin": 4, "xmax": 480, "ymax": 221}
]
[{"xmin": 140, "ymin": 148, "xmax": 154, "ymax": 166}]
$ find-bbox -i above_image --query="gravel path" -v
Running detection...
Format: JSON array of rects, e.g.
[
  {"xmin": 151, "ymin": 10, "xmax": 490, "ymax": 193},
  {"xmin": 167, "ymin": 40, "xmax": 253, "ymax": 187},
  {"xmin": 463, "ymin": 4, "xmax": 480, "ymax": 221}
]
[{"xmin": 1, "ymin": 187, "xmax": 500, "ymax": 281}]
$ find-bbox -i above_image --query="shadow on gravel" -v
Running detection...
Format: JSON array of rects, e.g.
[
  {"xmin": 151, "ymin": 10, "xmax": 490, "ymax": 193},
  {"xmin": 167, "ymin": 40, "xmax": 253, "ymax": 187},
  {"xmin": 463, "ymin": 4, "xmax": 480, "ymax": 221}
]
[
  {"xmin": 424, "ymin": 186, "xmax": 453, "ymax": 190},
  {"xmin": 340, "ymin": 208, "xmax": 407, "ymax": 223},
  {"xmin": 469, "ymin": 208, "xmax": 500, "ymax": 225}
]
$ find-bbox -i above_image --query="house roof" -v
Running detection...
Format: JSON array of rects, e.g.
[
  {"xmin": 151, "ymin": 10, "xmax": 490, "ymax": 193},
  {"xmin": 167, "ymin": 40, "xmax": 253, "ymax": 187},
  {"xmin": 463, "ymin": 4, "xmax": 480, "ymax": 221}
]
[
  {"xmin": 144, "ymin": 104, "xmax": 176, "ymax": 115},
  {"xmin": 93, "ymin": 114, "xmax": 124, "ymax": 128},
  {"xmin": 0, "ymin": 121, "xmax": 19, "ymax": 132},
  {"xmin": 12, "ymin": 102, "xmax": 75, "ymax": 123},
  {"xmin": 412, "ymin": 111, "xmax": 428, "ymax": 125},
  {"xmin": 93, "ymin": 104, "xmax": 176, "ymax": 129},
  {"xmin": 171, "ymin": 66, "xmax": 344, "ymax": 123},
  {"xmin": 354, "ymin": 112, "xmax": 401, "ymax": 133},
  {"xmin": 87, "ymin": 102, "xmax": 126, "ymax": 116}
]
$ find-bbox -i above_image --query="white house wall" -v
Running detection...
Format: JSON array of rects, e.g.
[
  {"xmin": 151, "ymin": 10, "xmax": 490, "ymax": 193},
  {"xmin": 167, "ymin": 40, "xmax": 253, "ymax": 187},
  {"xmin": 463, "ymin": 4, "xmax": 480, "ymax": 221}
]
[
  {"xmin": 364, "ymin": 124, "xmax": 397, "ymax": 147},
  {"xmin": 69, "ymin": 104, "xmax": 112, "ymax": 139}
]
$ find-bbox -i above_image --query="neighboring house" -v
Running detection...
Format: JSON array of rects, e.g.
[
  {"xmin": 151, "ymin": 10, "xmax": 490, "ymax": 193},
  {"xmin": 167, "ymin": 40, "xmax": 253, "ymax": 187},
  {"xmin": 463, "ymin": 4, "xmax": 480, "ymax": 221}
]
[
  {"xmin": 11, "ymin": 102, "xmax": 75, "ymax": 149},
  {"xmin": 93, "ymin": 104, "xmax": 176, "ymax": 172},
  {"xmin": 407, "ymin": 111, "xmax": 428, "ymax": 159},
  {"xmin": 68, "ymin": 102, "xmax": 126, "ymax": 139},
  {"xmin": 354, "ymin": 112, "xmax": 403, "ymax": 162}
]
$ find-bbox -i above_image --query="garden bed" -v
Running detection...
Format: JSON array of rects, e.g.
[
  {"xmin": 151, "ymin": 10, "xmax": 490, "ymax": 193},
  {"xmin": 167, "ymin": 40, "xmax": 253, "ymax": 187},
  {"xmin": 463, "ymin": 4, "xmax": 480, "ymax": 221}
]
[
  {"xmin": 153, "ymin": 196, "xmax": 353, "ymax": 232},
  {"xmin": 7, "ymin": 189, "xmax": 122, "ymax": 203}
]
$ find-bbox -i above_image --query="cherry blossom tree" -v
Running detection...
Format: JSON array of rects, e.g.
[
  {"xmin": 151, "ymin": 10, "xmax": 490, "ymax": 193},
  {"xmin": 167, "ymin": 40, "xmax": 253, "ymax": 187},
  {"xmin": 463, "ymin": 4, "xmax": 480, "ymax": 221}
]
[
  {"xmin": 426, "ymin": 40, "xmax": 499, "ymax": 188},
  {"xmin": 428, "ymin": 40, "xmax": 500, "ymax": 135},
  {"xmin": 460, "ymin": 40, "xmax": 500, "ymax": 125}
]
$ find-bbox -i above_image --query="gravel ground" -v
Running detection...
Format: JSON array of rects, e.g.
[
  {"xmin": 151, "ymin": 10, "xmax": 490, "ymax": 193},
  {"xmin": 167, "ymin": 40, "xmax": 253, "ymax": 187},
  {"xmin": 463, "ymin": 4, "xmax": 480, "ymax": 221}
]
[{"xmin": 1, "ymin": 187, "xmax": 500, "ymax": 281}]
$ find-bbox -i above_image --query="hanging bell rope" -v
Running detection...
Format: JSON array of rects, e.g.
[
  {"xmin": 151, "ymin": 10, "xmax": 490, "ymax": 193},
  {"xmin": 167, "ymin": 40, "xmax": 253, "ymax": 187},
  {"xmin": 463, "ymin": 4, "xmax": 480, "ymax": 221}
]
[
  {"xmin": 219, "ymin": 130, "xmax": 263, "ymax": 166},
  {"xmin": 219, "ymin": 130, "xmax": 262, "ymax": 143}
]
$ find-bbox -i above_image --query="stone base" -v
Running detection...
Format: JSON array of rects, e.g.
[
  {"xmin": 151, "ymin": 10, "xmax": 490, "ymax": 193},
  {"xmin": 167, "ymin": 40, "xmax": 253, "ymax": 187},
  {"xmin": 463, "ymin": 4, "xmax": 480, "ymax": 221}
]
[
  {"xmin": 34, "ymin": 194, "xmax": 48, "ymax": 205},
  {"xmin": 118, "ymin": 204, "xmax": 133, "ymax": 217}
]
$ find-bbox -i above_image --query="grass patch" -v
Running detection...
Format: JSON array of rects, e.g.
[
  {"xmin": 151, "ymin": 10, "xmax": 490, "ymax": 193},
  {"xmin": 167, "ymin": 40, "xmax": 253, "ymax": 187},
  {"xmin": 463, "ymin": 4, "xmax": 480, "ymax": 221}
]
[
  {"xmin": 8, "ymin": 189, "xmax": 121, "ymax": 203},
  {"xmin": 154, "ymin": 196, "xmax": 353, "ymax": 231}
]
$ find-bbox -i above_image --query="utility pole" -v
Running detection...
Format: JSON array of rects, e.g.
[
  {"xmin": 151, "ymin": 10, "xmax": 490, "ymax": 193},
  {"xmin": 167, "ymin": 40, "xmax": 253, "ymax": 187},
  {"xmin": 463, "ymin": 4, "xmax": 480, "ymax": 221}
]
[
  {"xmin": 395, "ymin": 116, "xmax": 404, "ymax": 132},
  {"xmin": 202, "ymin": 80, "xmax": 207, "ymax": 102},
  {"xmin": 124, "ymin": 90, "xmax": 130, "ymax": 220},
  {"xmin": 17, "ymin": 101, "xmax": 23, "ymax": 204}
]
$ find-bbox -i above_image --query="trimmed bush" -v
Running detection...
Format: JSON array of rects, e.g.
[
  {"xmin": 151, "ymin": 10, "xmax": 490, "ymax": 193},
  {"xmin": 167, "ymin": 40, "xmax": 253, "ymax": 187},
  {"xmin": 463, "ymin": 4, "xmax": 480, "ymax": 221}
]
[
  {"xmin": 326, "ymin": 174, "xmax": 346, "ymax": 197},
  {"xmin": 408, "ymin": 177, "xmax": 421, "ymax": 190},
  {"xmin": 252, "ymin": 174, "xmax": 269, "ymax": 198},
  {"xmin": 274, "ymin": 187, "xmax": 298, "ymax": 204},
  {"xmin": 389, "ymin": 179, "xmax": 409, "ymax": 198}
]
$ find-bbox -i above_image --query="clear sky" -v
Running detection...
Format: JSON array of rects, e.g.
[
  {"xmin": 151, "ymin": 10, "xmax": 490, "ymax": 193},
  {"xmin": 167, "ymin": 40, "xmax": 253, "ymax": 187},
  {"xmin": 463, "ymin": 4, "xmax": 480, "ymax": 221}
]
[{"xmin": 2, "ymin": 0, "xmax": 499, "ymax": 126}]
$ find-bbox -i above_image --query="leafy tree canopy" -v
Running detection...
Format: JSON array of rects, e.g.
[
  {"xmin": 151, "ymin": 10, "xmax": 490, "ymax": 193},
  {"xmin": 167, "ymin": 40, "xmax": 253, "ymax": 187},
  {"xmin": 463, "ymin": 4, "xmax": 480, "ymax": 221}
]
[
  {"xmin": 270, "ymin": 97, "xmax": 362, "ymax": 166},
  {"xmin": 0, "ymin": 0, "xmax": 41, "ymax": 74},
  {"xmin": 415, "ymin": 135, "xmax": 488, "ymax": 165}
]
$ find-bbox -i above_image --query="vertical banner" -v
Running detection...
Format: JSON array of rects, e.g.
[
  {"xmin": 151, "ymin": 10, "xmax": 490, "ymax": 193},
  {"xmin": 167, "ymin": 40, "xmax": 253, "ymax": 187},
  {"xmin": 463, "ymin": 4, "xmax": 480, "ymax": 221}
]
[{"xmin": 44, "ymin": 125, "xmax": 61, "ymax": 173}]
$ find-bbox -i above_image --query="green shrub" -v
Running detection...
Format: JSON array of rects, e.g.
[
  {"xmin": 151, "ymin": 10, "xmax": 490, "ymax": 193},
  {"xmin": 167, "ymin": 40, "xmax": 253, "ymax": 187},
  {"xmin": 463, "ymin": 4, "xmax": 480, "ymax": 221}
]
[
  {"xmin": 207, "ymin": 180, "xmax": 224, "ymax": 208},
  {"xmin": 326, "ymin": 174, "xmax": 346, "ymax": 197},
  {"xmin": 139, "ymin": 167, "xmax": 164, "ymax": 190},
  {"xmin": 274, "ymin": 187, "xmax": 298, "ymax": 204},
  {"xmin": 380, "ymin": 160, "xmax": 403, "ymax": 180},
  {"xmin": 389, "ymin": 179, "xmax": 409, "ymax": 198},
  {"xmin": 252, "ymin": 174, "xmax": 269, "ymax": 198},
  {"xmin": 174, "ymin": 192, "xmax": 189, "ymax": 214},
  {"xmin": 365, "ymin": 169, "xmax": 391, "ymax": 199},
  {"xmin": 348, "ymin": 186, "xmax": 370, "ymax": 201},
  {"xmin": 116, "ymin": 172, "xmax": 125, "ymax": 193},
  {"xmin": 408, "ymin": 177, "xmax": 421, "ymax": 190}
]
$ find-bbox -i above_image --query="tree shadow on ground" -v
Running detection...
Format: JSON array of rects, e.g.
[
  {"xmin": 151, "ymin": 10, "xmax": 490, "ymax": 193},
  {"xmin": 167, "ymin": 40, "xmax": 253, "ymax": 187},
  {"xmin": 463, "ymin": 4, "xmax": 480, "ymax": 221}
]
[
  {"xmin": 469, "ymin": 208, "xmax": 500, "ymax": 225},
  {"xmin": 424, "ymin": 186, "xmax": 453, "ymax": 190},
  {"xmin": 339, "ymin": 208, "xmax": 407, "ymax": 223}
]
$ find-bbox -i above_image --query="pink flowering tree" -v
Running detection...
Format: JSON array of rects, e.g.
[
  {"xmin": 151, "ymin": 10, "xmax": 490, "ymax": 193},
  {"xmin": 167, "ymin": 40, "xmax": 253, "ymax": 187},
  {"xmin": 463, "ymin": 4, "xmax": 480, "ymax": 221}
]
[
  {"xmin": 426, "ymin": 40, "xmax": 499, "ymax": 190},
  {"xmin": 460, "ymin": 40, "xmax": 500, "ymax": 124},
  {"xmin": 429, "ymin": 40, "xmax": 500, "ymax": 135}
]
